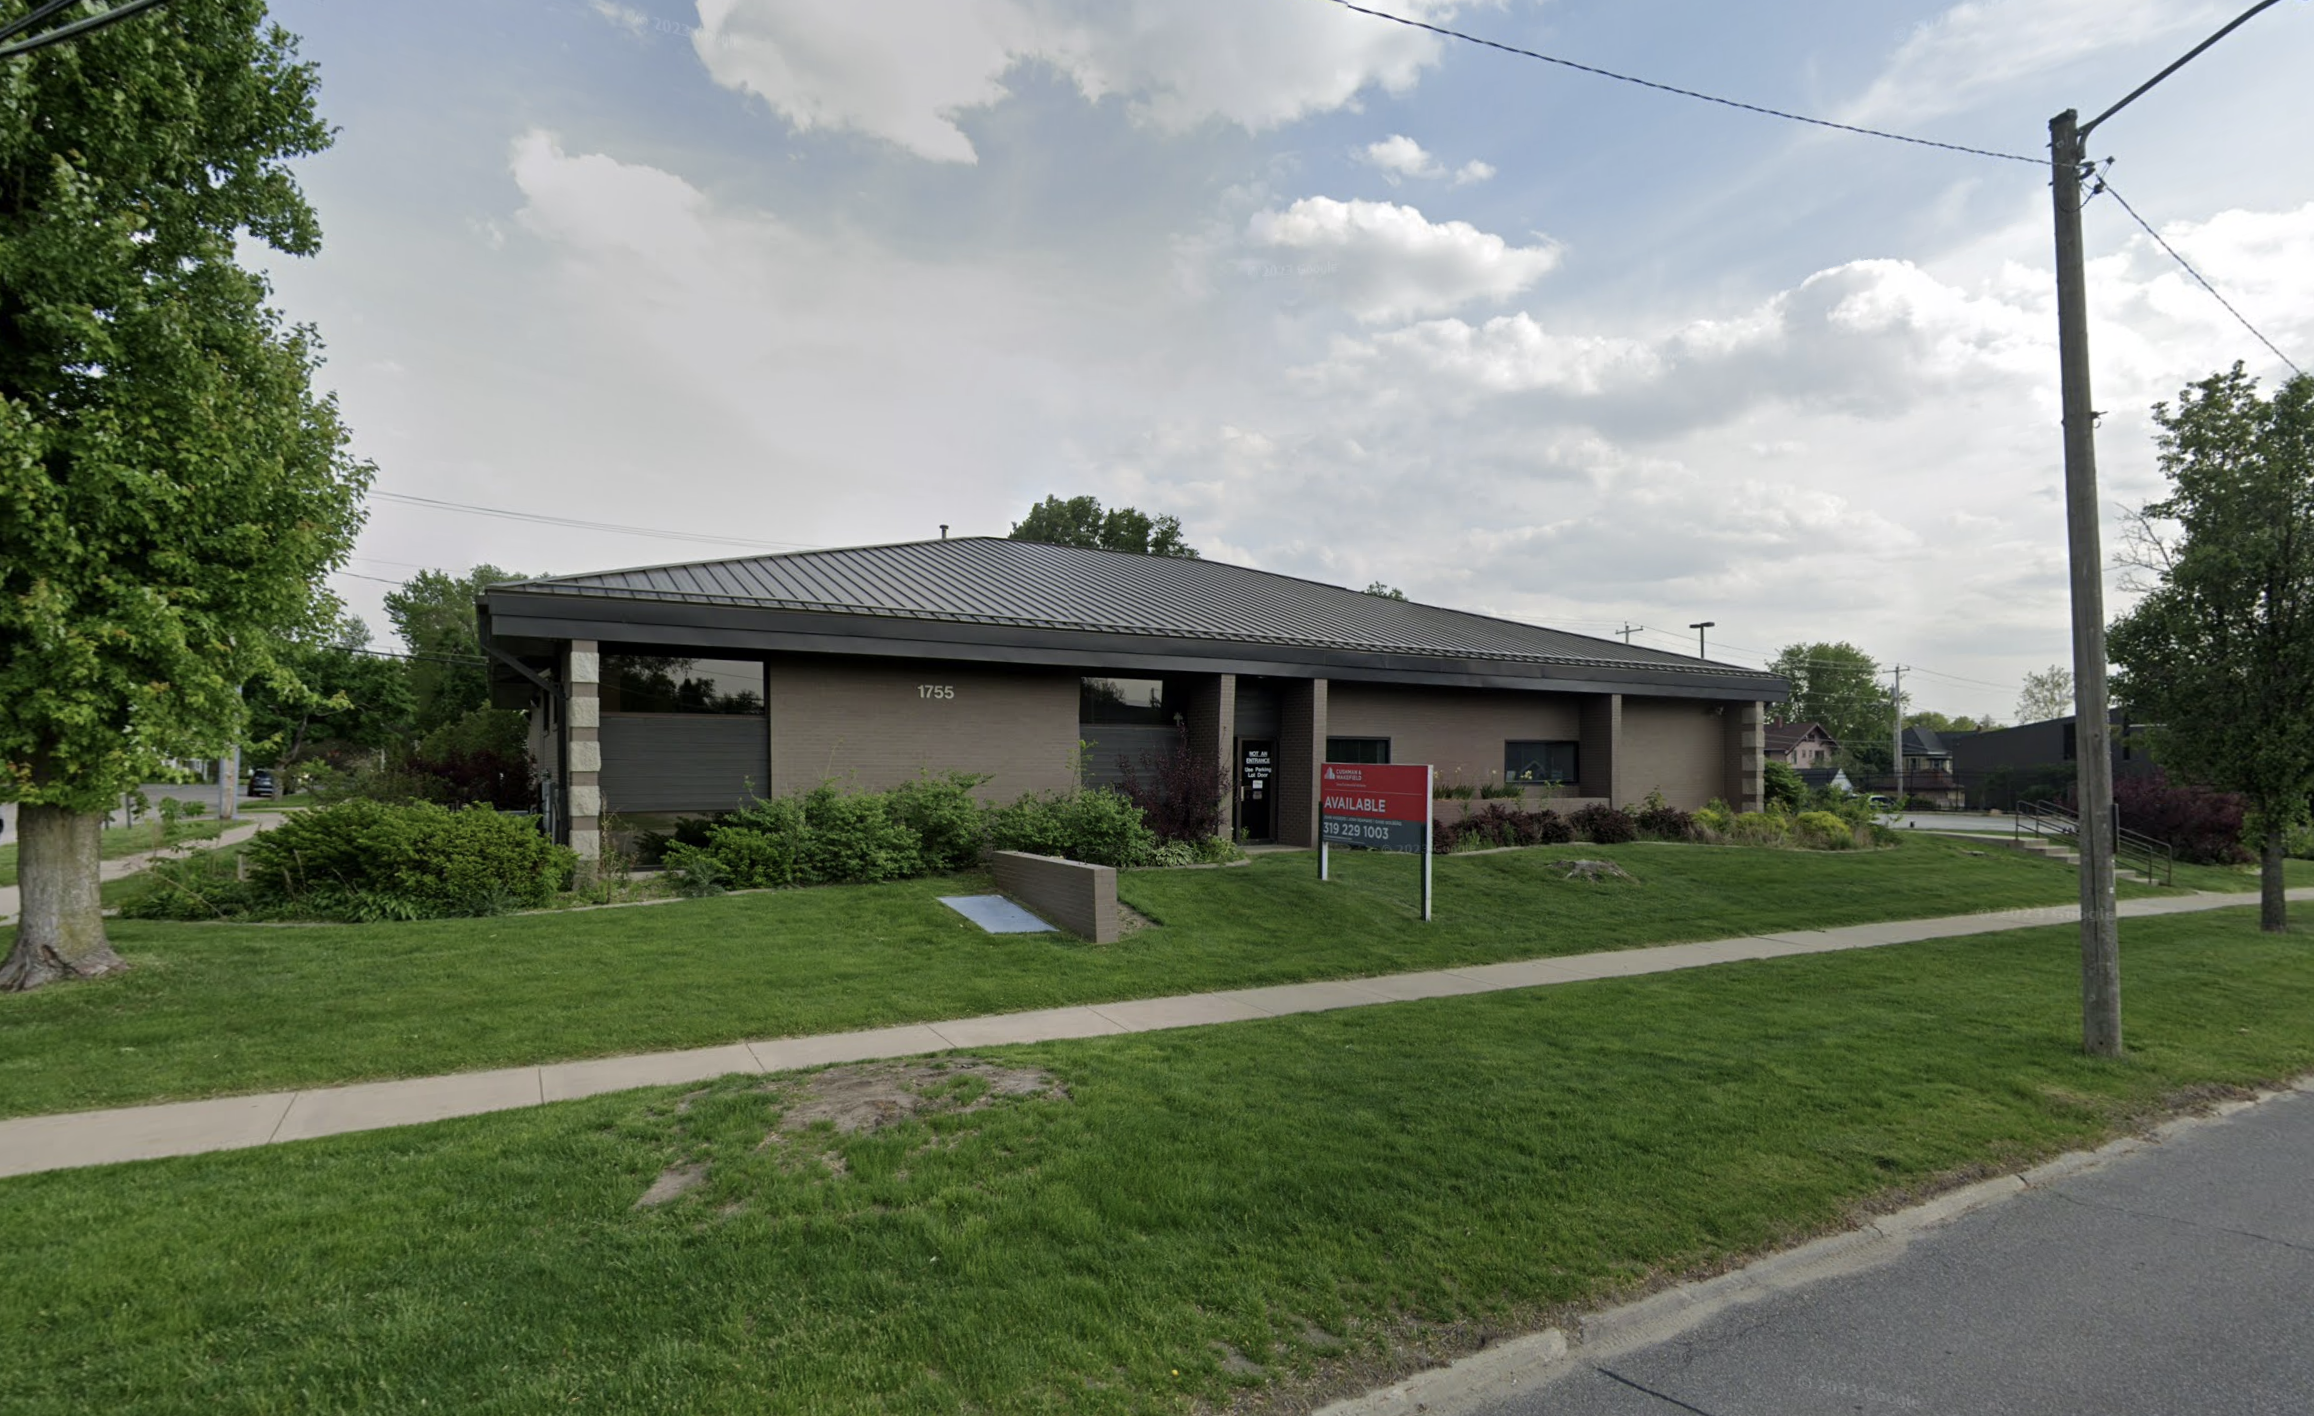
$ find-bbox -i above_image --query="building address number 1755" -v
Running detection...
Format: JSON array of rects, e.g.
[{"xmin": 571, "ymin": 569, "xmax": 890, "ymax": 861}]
[{"xmin": 918, "ymin": 684, "xmax": 955, "ymax": 700}]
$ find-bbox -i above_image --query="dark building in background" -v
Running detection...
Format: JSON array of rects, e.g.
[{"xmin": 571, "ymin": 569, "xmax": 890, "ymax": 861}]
[{"xmin": 1948, "ymin": 710, "xmax": 2153, "ymax": 810}]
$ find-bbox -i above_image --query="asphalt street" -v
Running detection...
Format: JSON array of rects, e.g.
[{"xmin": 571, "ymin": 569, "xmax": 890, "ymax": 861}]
[{"xmin": 1478, "ymin": 1087, "xmax": 2314, "ymax": 1416}]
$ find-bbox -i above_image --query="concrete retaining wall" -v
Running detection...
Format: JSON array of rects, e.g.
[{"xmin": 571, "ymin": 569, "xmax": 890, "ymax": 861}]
[{"xmin": 988, "ymin": 851, "xmax": 1120, "ymax": 943}]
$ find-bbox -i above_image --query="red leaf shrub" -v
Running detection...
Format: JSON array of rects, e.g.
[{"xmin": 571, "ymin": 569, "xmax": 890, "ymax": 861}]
[
  {"xmin": 2111, "ymin": 770, "xmax": 2249, "ymax": 865},
  {"xmin": 1568, "ymin": 803, "xmax": 1638, "ymax": 845},
  {"xmin": 1115, "ymin": 724, "xmax": 1231, "ymax": 844}
]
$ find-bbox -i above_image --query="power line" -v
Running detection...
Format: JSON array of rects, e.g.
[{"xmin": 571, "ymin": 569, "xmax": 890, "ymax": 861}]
[
  {"xmin": 2092, "ymin": 168, "xmax": 2304, "ymax": 377},
  {"xmin": 0, "ymin": 0, "xmax": 171, "ymax": 59},
  {"xmin": 369, "ymin": 491, "xmax": 818, "ymax": 552},
  {"xmin": 1324, "ymin": 0, "xmax": 2041, "ymax": 165}
]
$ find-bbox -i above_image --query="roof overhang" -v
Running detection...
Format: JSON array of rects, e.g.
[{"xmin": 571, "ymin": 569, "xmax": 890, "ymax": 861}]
[{"xmin": 482, "ymin": 587, "xmax": 1789, "ymax": 703}]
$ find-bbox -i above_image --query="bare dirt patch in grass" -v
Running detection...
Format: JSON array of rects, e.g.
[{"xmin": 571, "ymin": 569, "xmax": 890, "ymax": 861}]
[
  {"xmin": 634, "ymin": 1161, "xmax": 709, "ymax": 1208},
  {"xmin": 773, "ymin": 1059, "xmax": 1067, "ymax": 1136}
]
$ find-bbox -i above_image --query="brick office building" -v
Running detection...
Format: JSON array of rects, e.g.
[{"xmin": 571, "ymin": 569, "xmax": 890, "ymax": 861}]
[{"xmin": 477, "ymin": 538, "xmax": 1785, "ymax": 859}]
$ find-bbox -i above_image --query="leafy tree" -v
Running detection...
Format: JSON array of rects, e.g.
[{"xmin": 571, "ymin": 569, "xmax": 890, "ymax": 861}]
[
  {"xmin": 1364, "ymin": 582, "xmax": 1407, "ymax": 600},
  {"xmin": 1008, "ymin": 495, "xmax": 1197, "ymax": 558},
  {"xmin": 384, "ymin": 565, "xmax": 526, "ymax": 733},
  {"xmin": 1762, "ymin": 759, "xmax": 1805, "ymax": 811},
  {"xmin": 243, "ymin": 617, "xmax": 414, "ymax": 774},
  {"xmin": 0, "ymin": 5, "xmax": 367, "ymax": 989},
  {"xmin": 1906, "ymin": 710, "xmax": 1994, "ymax": 734},
  {"xmin": 2015, "ymin": 665, "xmax": 2074, "ymax": 724},
  {"xmin": 2109, "ymin": 366, "xmax": 2314, "ymax": 932},
  {"xmin": 1765, "ymin": 642, "xmax": 1894, "ymax": 753}
]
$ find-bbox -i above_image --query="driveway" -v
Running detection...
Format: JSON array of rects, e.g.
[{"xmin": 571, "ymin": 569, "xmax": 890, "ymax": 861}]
[{"xmin": 1468, "ymin": 1085, "xmax": 2314, "ymax": 1415}]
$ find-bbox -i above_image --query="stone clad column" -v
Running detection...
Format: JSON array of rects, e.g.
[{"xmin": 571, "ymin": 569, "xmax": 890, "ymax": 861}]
[
  {"xmin": 1726, "ymin": 700, "xmax": 1765, "ymax": 812},
  {"xmin": 1179, "ymin": 673, "xmax": 1236, "ymax": 835},
  {"xmin": 1579, "ymin": 693, "xmax": 1622, "ymax": 805},
  {"xmin": 564, "ymin": 641, "xmax": 602, "ymax": 861},
  {"xmin": 1277, "ymin": 678, "xmax": 1326, "ymax": 847}
]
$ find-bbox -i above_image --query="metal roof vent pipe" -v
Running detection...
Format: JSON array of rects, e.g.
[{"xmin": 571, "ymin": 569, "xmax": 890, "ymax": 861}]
[{"xmin": 939, "ymin": 524, "xmax": 948, "ymax": 539}]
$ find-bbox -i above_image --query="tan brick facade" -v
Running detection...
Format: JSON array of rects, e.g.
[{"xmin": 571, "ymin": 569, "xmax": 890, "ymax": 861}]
[
  {"xmin": 765, "ymin": 654, "xmax": 1079, "ymax": 800},
  {"xmin": 564, "ymin": 641, "xmax": 602, "ymax": 861},
  {"xmin": 1328, "ymin": 682, "xmax": 1587, "ymax": 793},
  {"xmin": 1621, "ymin": 695, "xmax": 1733, "ymax": 808}
]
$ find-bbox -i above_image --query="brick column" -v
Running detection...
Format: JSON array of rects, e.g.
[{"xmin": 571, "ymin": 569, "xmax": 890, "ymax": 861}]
[
  {"xmin": 1579, "ymin": 693, "xmax": 1622, "ymax": 804},
  {"xmin": 1725, "ymin": 700, "xmax": 1765, "ymax": 812},
  {"xmin": 1276, "ymin": 678, "xmax": 1326, "ymax": 847},
  {"xmin": 1179, "ymin": 673, "xmax": 1236, "ymax": 835},
  {"xmin": 564, "ymin": 640, "xmax": 602, "ymax": 861}
]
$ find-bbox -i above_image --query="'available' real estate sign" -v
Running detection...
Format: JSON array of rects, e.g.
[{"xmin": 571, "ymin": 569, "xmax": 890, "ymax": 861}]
[{"xmin": 1318, "ymin": 762, "xmax": 1431, "ymax": 855}]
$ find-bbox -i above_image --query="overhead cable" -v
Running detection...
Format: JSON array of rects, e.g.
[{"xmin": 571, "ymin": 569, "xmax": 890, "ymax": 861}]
[
  {"xmin": 2093, "ymin": 170, "xmax": 2304, "ymax": 377},
  {"xmin": 1323, "ymin": 0, "xmax": 2041, "ymax": 165},
  {"xmin": 370, "ymin": 491, "xmax": 818, "ymax": 552}
]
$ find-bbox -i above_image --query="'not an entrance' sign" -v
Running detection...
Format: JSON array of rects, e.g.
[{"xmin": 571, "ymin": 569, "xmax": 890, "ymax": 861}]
[{"xmin": 1319, "ymin": 761, "xmax": 1434, "ymax": 920}]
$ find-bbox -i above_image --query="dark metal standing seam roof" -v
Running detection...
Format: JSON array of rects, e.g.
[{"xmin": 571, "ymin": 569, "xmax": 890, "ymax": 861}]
[{"xmin": 493, "ymin": 537, "xmax": 1784, "ymax": 689}]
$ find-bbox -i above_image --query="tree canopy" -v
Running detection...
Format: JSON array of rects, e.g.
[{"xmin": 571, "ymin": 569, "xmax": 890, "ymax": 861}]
[
  {"xmin": 385, "ymin": 564, "xmax": 528, "ymax": 733},
  {"xmin": 0, "ymin": 3, "xmax": 367, "ymax": 988},
  {"xmin": 2109, "ymin": 365, "xmax": 2314, "ymax": 931},
  {"xmin": 2014, "ymin": 665, "xmax": 2073, "ymax": 725},
  {"xmin": 1008, "ymin": 495, "xmax": 1197, "ymax": 558},
  {"xmin": 1765, "ymin": 642, "xmax": 1893, "ymax": 756},
  {"xmin": 243, "ymin": 617, "xmax": 414, "ymax": 771}
]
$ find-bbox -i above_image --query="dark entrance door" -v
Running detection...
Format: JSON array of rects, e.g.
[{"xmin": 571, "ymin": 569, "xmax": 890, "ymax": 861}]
[{"xmin": 1239, "ymin": 739, "xmax": 1276, "ymax": 841}]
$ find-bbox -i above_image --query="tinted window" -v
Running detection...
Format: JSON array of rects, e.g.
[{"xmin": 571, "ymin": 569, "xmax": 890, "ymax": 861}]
[
  {"xmin": 1505, "ymin": 740, "xmax": 1578, "ymax": 784},
  {"xmin": 602, "ymin": 655, "xmax": 765, "ymax": 715},
  {"xmin": 1081, "ymin": 677, "xmax": 1168, "ymax": 725},
  {"xmin": 1326, "ymin": 737, "xmax": 1390, "ymax": 764}
]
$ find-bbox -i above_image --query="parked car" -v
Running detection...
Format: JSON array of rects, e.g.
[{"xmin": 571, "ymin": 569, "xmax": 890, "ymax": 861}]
[
  {"xmin": 1865, "ymin": 793, "xmax": 1895, "ymax": 810},
  {"xmin": 247, "ymin": 768, "xmax": 277, "ymax": 799}
]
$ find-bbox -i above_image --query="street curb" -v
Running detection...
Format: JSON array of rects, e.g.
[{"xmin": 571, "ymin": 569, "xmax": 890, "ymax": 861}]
[{"xmin": 1316, "ymin": 1072, "xmax": 2313, "ymax": 1416}]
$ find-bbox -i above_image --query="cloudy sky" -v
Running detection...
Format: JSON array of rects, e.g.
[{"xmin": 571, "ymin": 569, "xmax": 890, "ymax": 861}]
[{"xmin": 261, "ymin": 0, "xmax": 2313, "ymax": 719}]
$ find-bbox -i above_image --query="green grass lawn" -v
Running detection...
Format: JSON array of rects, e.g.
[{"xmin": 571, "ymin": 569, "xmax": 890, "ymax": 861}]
[
  {"xmin": 0, "ymin": 818, "xmax": 229, "ymax": 888},
  {"xmin": 1, "ymin": 909, "xmax": 2308, "ymax": 1415},
  {"xmin": 0, "ymin": 835, "xmax": 2157, "ymax": 1119}
]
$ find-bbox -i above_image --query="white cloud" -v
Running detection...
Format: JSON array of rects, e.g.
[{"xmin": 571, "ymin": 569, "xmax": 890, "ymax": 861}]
[
  {"xmin": 1244, "ymin": 196, "xmax": 1561, "ymax": 322},
  {"xmin": 1355, "ymin": 134, "xmax": 1495, "ymax": 186},
  {"xmin": 1843, "ymin": 0, "xmax": 2224, "ymax": 126},
  {"xmin": 690, "ymin": 0, "xmax": 1456, "ymax": 162}
]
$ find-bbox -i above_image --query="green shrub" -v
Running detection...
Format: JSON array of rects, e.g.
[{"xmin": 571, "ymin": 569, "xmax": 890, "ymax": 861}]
[
  {"xmin": 661, "ymin": 844, "xmax": 730, "ymax": 897},
  {"xmin": 1693, "ymin": 803, "xmax": 1733, "ymax": 837},
  {"xmin": 888, "ymin": 772, "xmax": 991, "ymax": 872},
  {"xmin": 1763, "ymin": 760, "xmax": 1806, "ymax": 811},
  {"xmin": 1726, "ymin": 811, "xmax": 1790, "ymax": 846},
  {"xmin": 128, "ymin": 800, "xmax": 574, "ymax": 921},
  {"xmin": 987, "ymin": 787, "xmax": 1157, "ymax": 867},
  {"xmin": 1793, "ymin": 810, "xmax": 1861, "ymax": 850},
  {"xmin": 797, "ymin": 785, "xmax": 923, "ymax": 884}
]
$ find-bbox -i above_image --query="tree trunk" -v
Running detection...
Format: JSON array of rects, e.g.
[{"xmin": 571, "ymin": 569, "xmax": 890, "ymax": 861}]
[
  {"xmin": 2262, "ymin": 821, "xmax": 2289, "ymax": 934},
  {"xmin": 0, "ymin": 806, "xmax": 124, "ymax": 991}
]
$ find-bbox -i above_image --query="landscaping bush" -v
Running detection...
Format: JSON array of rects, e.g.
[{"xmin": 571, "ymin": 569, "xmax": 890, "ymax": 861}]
[
  {"xmin": 2111, "ymin": 770, "xmax": 2251, "ymax": 866},
  {"xmin": 126, "ymin": 800, "xmax": 574, "ymax": 921},
  {"xmin": 888, "ymin": 772, "xmax": 990, "ymax": 872},
  {"xmin": 1568, "ymin": 803, "xmax": 1637, "ymax": 845},
  {"xmin": 1135, "ymin": 836, "xmax": 1248, "ymax": 869},
  {"xmin": 1793, "ymin": 810, "xmax": 1862, "ymax": 850},
  {"xmin": 1114, "ymin": 726, "xmax": 1231, "ymax": 845},
  {"xmin": 1478, "ymin": 782, "xmax": 1524, "ymax": 800},
  {"xmin": 1632, "ymin": 790, "xmax": 1696, "ymax": 842},
  {"xmin": 1726, "ymin": 811, "xmax": 1790, "ymax": 846},
  {"xmin": 1431, "ymin": 805, "xmax": 1572, "ymax": 853},
  {"xmin": 986, "ymin": 787, "xmax": 1156, "ymax": 867},
  {"xmin": 1762, "ymin": 760, "xmax": 1805, "ymax": 812}
]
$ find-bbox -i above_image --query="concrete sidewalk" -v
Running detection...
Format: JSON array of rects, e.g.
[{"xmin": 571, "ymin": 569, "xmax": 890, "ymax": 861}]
[
  {"xmin": 0, "ymin": 814, "xmax": 281, "ymax": 926},
  {"xmin": 1, "ymin": 885, "xmax": 2302, "ymax": 1180}
]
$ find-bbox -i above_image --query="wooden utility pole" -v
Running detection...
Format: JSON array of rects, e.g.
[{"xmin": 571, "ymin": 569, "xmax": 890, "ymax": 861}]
[
  {"xmin": 2048, "ymin": 108, "xmax": 2122, "ymax": 1058},
  {"xmin": 1891, "ymin": 665, "xmax": 1907, "ymax": 807},
  {"xmin": 2041, "ymin": 1, "xmax": 2292, "ymax": 1057}
]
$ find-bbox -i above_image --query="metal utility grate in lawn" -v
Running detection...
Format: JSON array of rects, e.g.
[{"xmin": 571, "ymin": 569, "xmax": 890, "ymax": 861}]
[{"xmin": 939, "ymin": 895, "xmax": 1057, "ymax": 934}]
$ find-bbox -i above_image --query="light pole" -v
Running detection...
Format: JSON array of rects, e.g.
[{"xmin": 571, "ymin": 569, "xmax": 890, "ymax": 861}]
[
  {"xmin": 2047, "ymin": 0, "xmax": 2290, "ymax": 1059},
  {"xmin": 1688, "ymin": 621, "xmax": 1715, "ymax": 659}
]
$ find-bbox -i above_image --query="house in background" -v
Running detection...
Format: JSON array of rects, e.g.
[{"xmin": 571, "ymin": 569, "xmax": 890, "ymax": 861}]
[
  {"xmin": 1793, "ymin": 766, "xmax": 1855, "ymax": 795},
  {"xmin": 1765, "ymin": 721, "xmax": 1840, "ymax": 767},
  {"xmin": 1899, "ymin": 726, "xmax": 1967, "ymax": 810}
]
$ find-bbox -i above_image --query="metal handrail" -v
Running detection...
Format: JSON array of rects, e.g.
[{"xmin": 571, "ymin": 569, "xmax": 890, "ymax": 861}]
[{"xmin": 2013, "ymin": 799, "xmax": 2173, "ymax": 886}]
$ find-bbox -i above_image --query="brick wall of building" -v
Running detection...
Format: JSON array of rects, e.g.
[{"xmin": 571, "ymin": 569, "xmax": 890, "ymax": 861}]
[
  {"xmin": 766, "ymin": 654, "xmax": 1079, "ymax": 800},
  {"xmin": 1620, "ymin": 695, "xmax": 1731, "ymax": 809},
  {"xmin": 1327, "ymin": 682, "xmax": 1588, "ymax": 792}
]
